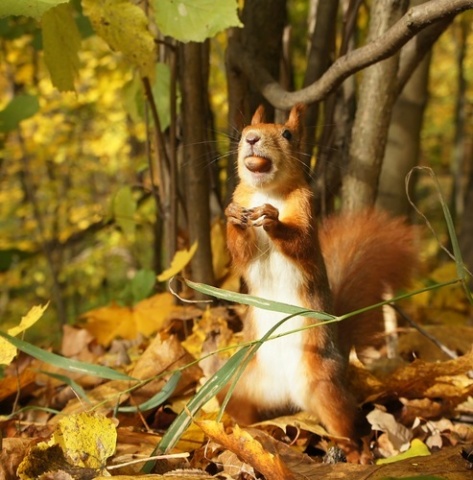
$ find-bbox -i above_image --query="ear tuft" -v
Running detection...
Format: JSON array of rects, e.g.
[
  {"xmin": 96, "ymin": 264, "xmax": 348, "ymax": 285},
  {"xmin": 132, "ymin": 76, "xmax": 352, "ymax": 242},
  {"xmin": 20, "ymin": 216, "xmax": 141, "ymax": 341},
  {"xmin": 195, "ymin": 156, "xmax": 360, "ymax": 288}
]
[
  {"xmin": 251, "ymin": 105, "xmax": 265, "ymax": 125},
  {"xmin": 286, "ymin": 103, "xmax": 306, "ymax": 136}
]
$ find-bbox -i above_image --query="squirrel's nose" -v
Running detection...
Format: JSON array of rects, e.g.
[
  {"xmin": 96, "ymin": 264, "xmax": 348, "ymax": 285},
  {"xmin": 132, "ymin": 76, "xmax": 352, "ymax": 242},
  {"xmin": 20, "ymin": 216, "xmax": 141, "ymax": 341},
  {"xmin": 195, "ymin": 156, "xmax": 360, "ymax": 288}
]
[{"xmin": 245, "ymin": 133, "xmax": 260, "ymax": 146}]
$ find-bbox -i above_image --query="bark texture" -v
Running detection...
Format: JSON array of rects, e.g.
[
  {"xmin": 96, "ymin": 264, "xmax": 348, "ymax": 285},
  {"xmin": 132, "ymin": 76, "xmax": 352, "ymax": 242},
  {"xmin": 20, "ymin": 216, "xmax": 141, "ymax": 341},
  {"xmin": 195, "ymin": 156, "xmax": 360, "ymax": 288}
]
[
  {"xmin": 376, "ymin": 0, "xmax": 433, "ymax": 216},
  {"xmin": 341, "ymin": 0, "xmax": 409, "ymax": 212},
  {"xmin": 180, "ymin": 42, "xmax": 215, "ymax": 287}
]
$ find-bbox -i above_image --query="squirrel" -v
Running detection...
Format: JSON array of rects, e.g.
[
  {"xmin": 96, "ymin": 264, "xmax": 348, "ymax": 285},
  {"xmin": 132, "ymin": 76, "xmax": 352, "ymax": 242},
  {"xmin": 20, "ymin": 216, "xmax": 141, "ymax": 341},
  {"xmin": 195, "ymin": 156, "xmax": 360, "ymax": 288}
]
[{"xmin": 223, "ymin": 103, "xmax": 418, "ymax": 463}]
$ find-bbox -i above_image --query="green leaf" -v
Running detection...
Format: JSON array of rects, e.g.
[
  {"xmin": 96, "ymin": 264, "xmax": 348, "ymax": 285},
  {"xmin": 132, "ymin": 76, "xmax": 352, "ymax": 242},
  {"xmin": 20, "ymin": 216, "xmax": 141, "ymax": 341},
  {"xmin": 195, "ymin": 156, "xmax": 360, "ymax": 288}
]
[
  {"xmin": 118, "ymin": 371, "xmax": 181, "ymax": 413},
  {"xmin": 152, "ymin": 62, "xmax": 173, "ymax": 131},
  {"xmin": 112, "ymin": 186, "xmax": 136, "ymax": 240},
  {"xmin": 0, "ymin": 330, "xmax": 135, "ymax": 381},
  {"xmin": 131, "ymin": 269, "xmax": 156, "ymax": 304},
  {"xmin": 185, "ymin": 279, "xmax": 335, "ymax": 321},
  {"xmin": 0, "ymin": 94, "xmax": 39, "ymax": 132},
  {"xmin": 155, "ymin": 0, "xmax": 242, "ymax": 43},
  {"xmin": 42, "ymin": 3, "xmax": 81, "ymax": 92},
  {"xmin": 0, "ymin": 0, "xmax": 69, "ymax": 20}
]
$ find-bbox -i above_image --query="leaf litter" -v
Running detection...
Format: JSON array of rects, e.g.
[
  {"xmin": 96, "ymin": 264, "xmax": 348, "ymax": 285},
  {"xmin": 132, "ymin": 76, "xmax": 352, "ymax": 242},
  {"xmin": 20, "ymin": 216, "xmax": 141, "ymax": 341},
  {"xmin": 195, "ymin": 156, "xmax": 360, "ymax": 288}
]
[{"xmin": 1, "ymin": 294, "xmax": 473, "ymax": 479}]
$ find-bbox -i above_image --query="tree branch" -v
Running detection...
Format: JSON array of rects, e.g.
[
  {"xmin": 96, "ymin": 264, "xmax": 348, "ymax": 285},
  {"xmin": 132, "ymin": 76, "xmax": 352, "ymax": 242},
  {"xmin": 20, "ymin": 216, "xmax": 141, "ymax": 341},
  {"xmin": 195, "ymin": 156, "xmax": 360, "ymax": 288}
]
[{"xmin": 227, "ymin": 0, "xmax": 473, "ymax": 109}]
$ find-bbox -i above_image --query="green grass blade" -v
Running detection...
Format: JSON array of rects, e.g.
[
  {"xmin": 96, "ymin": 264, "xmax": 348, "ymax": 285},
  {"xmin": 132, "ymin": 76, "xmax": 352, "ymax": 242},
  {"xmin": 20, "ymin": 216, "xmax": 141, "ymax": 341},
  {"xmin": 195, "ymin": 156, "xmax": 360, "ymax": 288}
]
[
  {"xmin": 118, "ymin": 371, "xmax": 182, "ymax": 413},
  {"xmin": 430, "ymin": 171, "xmax": 472, "ymax": 304},
  {"xmin": 186, "ymin": 280, "xmax": 335, "ymax": 321},
  {"xmin": 0, "ymin": 331, "xmax": 135, "ymax": 381},
  {"xmin": 38, "ymin": 370, "xmax": 90, "ymax": 402}
]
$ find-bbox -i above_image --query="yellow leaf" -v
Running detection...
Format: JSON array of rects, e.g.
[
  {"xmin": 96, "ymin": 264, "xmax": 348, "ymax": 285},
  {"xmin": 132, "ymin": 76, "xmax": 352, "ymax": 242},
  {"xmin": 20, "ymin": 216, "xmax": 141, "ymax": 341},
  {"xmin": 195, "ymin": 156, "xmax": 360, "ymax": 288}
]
[
  {"xmin": 157, "ymin": 241, "xmax": 198, "ymax": 282},
  {"xmin": 82, "ymin": 0, "xmax": 156, "ymax": 78},
  {"xmin": 211, "ymin": 218, "xmax": 230, "ymax": 281},
  {"xmin": 51, "ymin": 412, "xmax": 116, "ymax": 468},
  {"xmin": 17, "ymin": 412, "xmax": 116, "ymax": 479},
  {"xmin": 82, "ymin": 293, "xmax": 175, "ymax": 345},
  {"xmin": 0, "ymin": 303, "xmax": 48, "ymax": 365}
]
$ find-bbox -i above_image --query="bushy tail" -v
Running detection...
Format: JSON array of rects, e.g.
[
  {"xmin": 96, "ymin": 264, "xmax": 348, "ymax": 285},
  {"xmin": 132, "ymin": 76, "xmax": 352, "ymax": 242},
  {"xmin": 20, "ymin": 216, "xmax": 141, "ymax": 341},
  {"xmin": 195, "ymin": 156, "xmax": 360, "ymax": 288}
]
[{"xmin": 319, "ymin": 209, "xmax": 419, "ymax": 356}]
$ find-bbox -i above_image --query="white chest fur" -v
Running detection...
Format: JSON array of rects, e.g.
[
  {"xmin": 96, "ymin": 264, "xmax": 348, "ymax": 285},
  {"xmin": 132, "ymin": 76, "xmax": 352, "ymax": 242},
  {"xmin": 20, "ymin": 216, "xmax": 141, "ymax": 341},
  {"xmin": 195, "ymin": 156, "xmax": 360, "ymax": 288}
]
[{"xmin": 243, "ymin": 191, "xmax": 307, "ymax": 409}]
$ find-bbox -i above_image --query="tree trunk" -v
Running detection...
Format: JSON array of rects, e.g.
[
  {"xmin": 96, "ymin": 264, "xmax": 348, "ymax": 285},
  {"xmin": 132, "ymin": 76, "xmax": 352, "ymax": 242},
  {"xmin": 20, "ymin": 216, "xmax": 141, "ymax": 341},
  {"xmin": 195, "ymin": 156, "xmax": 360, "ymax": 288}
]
[
  {"xmin": 312, "ymin": 0, "xmax": 360, "ymax": 215},
  {"xmin": 459, "ymin": 164, "xmax": 473, "ymax": 290},
  {"xmin": 225, "ymin": 0, "xmax": 287, "ymax": 203},
  {"xmin": 341, "ymin": 0, "xmax": 409, "ymax": 212},
  {"xmin": 376, "ymin": 2, "xmax": 432, "ymax": 216},
  {"xmin": 303, "ymin": 0, "xmax": 339, "ymax": 164},
  {"xmin": 179, "ymin": 41, "xmax": 215, "ymax": 287},
  {"xmin": 455, "ymin": 20, "xmax": 472, "ymax": 288}
]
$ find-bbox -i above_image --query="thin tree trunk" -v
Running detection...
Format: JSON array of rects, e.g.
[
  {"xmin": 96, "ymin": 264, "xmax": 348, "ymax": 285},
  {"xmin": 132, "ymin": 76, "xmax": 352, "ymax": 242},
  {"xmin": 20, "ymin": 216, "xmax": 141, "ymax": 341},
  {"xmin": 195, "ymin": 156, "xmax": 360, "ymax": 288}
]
[
  {"xmin": 452, "ymin": 19, "xmax": 469, "ymax": 219},
  {"xmin": 179, "ymin": 41, "xmax": 215, "ymax": 287},
  {"xmin": 225, "ymin": 0, "xmax": 287, "ymax": 204},
  {"xmin": 302, "ymin": 0, "xmax": 339, "ymax": 165},
  {"xmin": 455, "ymin": 20, "xmax": 473, "ymax": 288},
  {"xmin": 376, "ymin": 0, "xmax": 432, "ymax": 216},
  {"xmin": 312, "ymin": 0, "xmax": 360, "ymax": 215},
  {"xmin": 342, "ymin": 0, "xmax": 409, "ymax": 212}
]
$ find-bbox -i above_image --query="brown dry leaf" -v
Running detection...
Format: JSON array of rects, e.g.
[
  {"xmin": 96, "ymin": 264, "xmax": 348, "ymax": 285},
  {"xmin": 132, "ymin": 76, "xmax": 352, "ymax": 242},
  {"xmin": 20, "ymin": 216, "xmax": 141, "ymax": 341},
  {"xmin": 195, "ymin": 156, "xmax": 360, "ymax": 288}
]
[
  {"xmin": 0, "ymin": 367, "xmax": 37, "ymax": 404},
  {"xmin": 400, "ymin": 397, "xmax": 446, "ymax": 424},
  {"xmin": 60, "ymin": 325, "xmax": 96, "ymax": 358},
  {"xmin": 196, "ymin": 420, "xmax": 297, "ymax": 480},
  {"xmin": 130, "ymin": 331, "xmax": 202, "ymax": 407},
  {"xmin": 366, "ymin": 408, "xmax": 412, "ymax": 452},
  {"xmin": 385, "ymin": 349, "xmax": 473, "ymax": 400},
  {"xmin": 82, "ymin": 293, "xmax": 175, "ymax": 346},
  {"xmin": 217, "ymin": 449, "xmax": 255, "ymax": 477},
  {"xmin": 0, "ymin": 438, "xmax": 34, "ymax": 480},
  {"xmin": 356, "ymin": 349, "xmax": 473, "ymax": 411},
  {"xmin": 50, "ymin": 379, "xmax": 130, "ymax": 421},
  {"xmin": 256, "ymin": 411, "xmax": 328, "ymax": 440},
  {"xmin": 93, "ymin": 475, "xmax": 210, "ymax": 480},
  {"xmin": 398, "ymin": 326, "xmax": 473, "ymax": 362}
]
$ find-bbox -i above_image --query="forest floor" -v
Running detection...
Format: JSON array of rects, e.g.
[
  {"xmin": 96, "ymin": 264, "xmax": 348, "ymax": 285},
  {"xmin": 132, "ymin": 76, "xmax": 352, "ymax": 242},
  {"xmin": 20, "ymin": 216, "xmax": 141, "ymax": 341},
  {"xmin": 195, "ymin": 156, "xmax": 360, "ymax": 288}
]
[{"xmin": 1, "ymin": 273, "xmax": 473, "ymax": 480}]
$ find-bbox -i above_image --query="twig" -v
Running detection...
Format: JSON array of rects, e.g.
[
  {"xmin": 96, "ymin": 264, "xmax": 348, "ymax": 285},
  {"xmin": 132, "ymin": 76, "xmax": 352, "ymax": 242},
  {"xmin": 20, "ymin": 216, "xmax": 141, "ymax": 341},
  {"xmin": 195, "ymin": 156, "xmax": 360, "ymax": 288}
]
[
  {"xmin": 107, "ymin": 452, "xmax": 189, "ymax": 470},
  {"xmin": 391, "ymin": 304, "xmax": 458, "ymax": 359}
]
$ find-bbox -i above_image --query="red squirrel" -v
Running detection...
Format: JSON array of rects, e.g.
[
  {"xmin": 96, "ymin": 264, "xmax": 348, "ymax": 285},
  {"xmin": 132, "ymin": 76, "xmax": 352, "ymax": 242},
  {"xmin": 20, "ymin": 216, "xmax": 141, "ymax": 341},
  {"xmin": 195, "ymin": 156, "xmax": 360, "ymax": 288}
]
[{"xmin": 224, "ymin": 104, "xmax": 417, "ymax": 462}]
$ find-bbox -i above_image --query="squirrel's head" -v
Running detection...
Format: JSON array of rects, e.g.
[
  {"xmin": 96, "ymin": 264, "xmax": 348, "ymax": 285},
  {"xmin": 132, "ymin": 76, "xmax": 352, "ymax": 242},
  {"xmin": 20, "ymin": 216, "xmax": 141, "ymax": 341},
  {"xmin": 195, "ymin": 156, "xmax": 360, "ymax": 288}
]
[{"xmin": 237, "ymin": 104, "xmax": 307, "ymax": 190}]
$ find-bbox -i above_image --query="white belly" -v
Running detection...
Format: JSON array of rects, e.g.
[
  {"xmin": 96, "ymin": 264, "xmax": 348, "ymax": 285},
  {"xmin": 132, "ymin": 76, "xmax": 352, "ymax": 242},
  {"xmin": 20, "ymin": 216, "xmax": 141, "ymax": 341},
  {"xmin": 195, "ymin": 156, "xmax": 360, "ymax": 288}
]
[{"xmin": 243, "ymin": 192, "xmax": 308, "ymax": 409}]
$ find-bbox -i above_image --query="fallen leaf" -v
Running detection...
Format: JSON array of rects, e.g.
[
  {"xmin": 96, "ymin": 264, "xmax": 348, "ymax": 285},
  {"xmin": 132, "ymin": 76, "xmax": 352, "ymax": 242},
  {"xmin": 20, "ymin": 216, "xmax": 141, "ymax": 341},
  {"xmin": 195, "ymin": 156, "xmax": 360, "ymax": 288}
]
[
  {"xmin": 367, "ymin": 409, "xmax": 413, "ymax": 452},
  {"xmin": 157, "ymin": 241, "xmax": 198, "ymax": 282},
  {"xmin": 82, "ymin": 293, "xmax": 175, "ymax": 345},
  {"xmin": 50, "ymin": 412, "xmax": 117, "ymax": 468},
  {"xmin": 377, "ymin": 438, "xmax": 431, "ymax": 465},
  {"xmin": 196, "ymin": 420, "xmax": 297, "ymax": 480},
  {"xmin": 130, "ymin": 331, "xmax": 202, "ymax": 407}
]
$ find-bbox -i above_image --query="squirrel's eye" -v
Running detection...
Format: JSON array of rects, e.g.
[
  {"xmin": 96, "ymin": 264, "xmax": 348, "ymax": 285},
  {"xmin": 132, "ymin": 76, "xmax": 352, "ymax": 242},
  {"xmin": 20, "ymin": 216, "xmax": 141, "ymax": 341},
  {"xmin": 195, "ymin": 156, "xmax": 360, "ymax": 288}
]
[{"xmin": 282, "ymin": 129, "xmax": 292, "ymax": 141}]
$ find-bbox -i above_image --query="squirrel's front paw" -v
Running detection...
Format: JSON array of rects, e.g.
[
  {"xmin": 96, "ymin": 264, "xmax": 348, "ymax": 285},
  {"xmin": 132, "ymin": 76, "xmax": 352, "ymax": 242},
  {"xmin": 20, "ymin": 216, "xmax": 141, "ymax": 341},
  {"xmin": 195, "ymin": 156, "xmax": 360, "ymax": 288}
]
[
  {"xmin": 225, "ymin": 202, "xmax": 251, "ymax": 229},
  {"xmin": 248, "ymin": 203, "xmax": 279, "ymax": 230}
]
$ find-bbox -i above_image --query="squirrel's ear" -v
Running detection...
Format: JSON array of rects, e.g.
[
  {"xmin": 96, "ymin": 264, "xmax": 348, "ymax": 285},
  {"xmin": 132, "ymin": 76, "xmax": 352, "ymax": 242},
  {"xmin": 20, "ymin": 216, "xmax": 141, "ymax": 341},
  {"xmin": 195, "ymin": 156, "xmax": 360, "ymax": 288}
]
[
  {"xmin": 286, "ymin": 103, "xmax": 307, "ymax": 131},
  {"xmin": 251, "ymin": 105, "xmax": 265, "ymax": 125}
]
